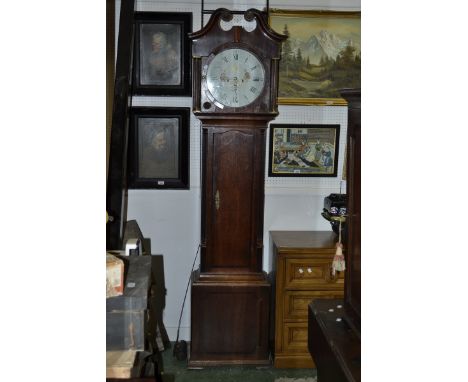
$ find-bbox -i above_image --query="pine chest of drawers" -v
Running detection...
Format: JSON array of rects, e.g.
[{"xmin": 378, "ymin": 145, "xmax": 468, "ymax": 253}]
[{"xmin": 271, "ymin": 231, "xmax": 344, "ymax": 368}]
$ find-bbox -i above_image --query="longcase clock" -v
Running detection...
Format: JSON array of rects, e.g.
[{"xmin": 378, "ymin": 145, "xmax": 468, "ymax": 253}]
[{"xmin": 188, "ymin": 8, "xmax": 286, "ymax": 366}]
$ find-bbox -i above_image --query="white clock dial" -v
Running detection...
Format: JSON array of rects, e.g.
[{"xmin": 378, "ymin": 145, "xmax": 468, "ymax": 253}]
[{"xmin": 206, "ymin": 48, "xmax": 265, "ymax": 108}]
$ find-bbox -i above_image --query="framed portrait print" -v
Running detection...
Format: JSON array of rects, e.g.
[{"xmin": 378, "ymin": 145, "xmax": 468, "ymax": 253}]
[
  {"xmin": 268, "ymin": 124, "xmax": 340, "ymax": 177},
  {"xmin": 133, "ymin": 12, "xmax": 192, "ymax": 96},
  {"xmin": 127, "ymin": 107, "xmax": 190, "ymax": 189},
  {"xmin": 269, "ymin": 10, "xmax": 360, "ymax": 105}
]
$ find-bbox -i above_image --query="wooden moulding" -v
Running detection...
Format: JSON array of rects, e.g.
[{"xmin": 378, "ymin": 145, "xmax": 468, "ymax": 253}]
[{"xmin": 193, "ymin": 269, "xmax": 269, "ymax": 284}]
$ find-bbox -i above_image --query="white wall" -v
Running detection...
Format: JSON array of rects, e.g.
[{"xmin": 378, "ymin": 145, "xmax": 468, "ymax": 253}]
[
  {"xmin": 121, "ymin": 0, "xmax": 360, "ymax": 341},
  {"xmin": 263, "ymin": 104, "xmax": 348, "ymax": 270}
]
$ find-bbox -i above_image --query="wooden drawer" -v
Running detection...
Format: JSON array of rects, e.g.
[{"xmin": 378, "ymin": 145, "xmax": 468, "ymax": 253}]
[
  {"xmin": 271, "ymin": 231, "xmax": 346, "ymax": 369},
  {"xmin": 284, "ymin": 257, "xmax": 344, "ymax": 290},
  {"xmin": 282, "ymin": 322, "xmax": 310, "ymax": 354},
  {"xmin": 283, "ymin": 290, "xmax": 344, "ymax": 321}
]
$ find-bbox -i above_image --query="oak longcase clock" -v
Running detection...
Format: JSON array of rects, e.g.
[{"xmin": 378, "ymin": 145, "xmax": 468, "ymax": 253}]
[{"xmin": 188, "ymin": 8, "xmax": 286, "ymax": 366}]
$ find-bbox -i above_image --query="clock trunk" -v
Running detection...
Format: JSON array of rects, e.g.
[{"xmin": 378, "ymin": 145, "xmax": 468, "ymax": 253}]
[
  {"xmin": 191, "ymin": 121, "xmax": 270, "ymax": 365},
  {"xmin": 201, "ymin": 125, "xmax": 265, "ymax": 274}
]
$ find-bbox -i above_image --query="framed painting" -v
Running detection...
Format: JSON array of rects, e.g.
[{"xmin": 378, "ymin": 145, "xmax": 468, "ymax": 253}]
[
  {"xmin": 133, "ymin": 12, "xmax": 192, "ymax": 96},
  {"xmin": 268, "ymin": 124, "xmax": 340, "ymax": 177},
  {"xmin": 269, "ymin": 10, "xmax": 360, "ymax": 105},
  {"xmin": 127, "ymin": 107, "xmax": 190, "ymax": 189}
]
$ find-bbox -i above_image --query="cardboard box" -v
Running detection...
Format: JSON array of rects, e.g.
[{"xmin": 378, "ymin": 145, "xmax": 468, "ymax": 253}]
[{"xmin": 106, "ymin": 253, "xmax": 124, "ymax": 298}]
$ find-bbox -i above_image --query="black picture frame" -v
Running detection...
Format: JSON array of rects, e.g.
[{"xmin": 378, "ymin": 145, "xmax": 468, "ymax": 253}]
[
  {"xmin": 133, "ymin": 12, "xmax": 192, "ymax": 96},
  {"xmin": 128, "ymin": 107, "xmax": 190, "ymax": 189},
  {"xmin": 268, "ymin": 124, "xmax": 340, "ymax": 177}
]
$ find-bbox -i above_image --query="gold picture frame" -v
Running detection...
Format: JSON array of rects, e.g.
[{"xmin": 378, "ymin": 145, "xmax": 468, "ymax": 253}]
[
  {"xmin": 269, "ymin": 9, "xmax": 361, "ymax": 106},
  {"xmin": 268, "ymin": 124, "xmax": 340, "ymax": 177}
]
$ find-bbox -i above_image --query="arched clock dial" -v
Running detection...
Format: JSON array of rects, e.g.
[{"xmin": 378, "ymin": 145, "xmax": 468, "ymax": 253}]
[{"xmin": 205, "ymin": 48, "xmax": 265, "ymax": 108}]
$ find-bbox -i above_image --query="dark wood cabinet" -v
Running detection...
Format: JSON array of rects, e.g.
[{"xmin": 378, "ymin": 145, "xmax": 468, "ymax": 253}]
[
  {"xmin": 308, "ymin": 89, "xmax": 361, "ymax": 382},
  {"xmin": 188, "ymin": 9, "xmax": 287, "ymax": 366},
  {"xmin": 308, "ymin": 299, "xmax": 360, "ymax": 382},
  {"xmin": 343, "ymin": 89, "xmax": 361, "ymax": 334}
]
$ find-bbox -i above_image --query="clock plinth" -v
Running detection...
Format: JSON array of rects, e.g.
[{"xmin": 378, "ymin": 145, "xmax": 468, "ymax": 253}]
[
  {"xmin": 189, "ymin": 270, "xmax": 271, "ymax": 366},
  {"xmin": 188, "ymin": 8, "xmax": 286, "ymax": 366}
]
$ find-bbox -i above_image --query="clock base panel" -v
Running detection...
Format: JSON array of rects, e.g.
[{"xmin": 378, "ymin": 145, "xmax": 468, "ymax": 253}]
[{"xmin": 189, "ymin": 274, "xmax": 271, "ymax": 366}]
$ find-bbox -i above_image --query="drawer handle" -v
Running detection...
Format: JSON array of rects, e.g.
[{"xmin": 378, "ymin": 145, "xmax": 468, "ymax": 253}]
[
  {"xmin": 307, "ymin": 268, "xmax": 312, "ymax": 273},
  {"xmin": 298, "ymin": 268, "xmax": 304, "ymax": 274}
]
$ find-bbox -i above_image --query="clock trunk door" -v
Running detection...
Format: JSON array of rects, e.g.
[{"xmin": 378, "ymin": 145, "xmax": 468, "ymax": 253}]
[{"xmin": 207, "ymin": 128, "xmax": 257, "ymax": 272}]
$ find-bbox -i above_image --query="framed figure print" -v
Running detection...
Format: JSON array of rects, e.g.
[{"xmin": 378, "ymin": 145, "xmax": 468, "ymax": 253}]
[
  {"xmin": 269, "ymin": 10, "xmax": 360, "ymax": 105},
  {"xmin": 269, "ymin": 124, "xmax": 340, "ymax": 177},
  {"xmin": 133, "ymin": 12, "xmax": 192, "ymax": 96},
  {"xmin": 127, "ymin": 107, "xmax": 190, "ymax": 189}
]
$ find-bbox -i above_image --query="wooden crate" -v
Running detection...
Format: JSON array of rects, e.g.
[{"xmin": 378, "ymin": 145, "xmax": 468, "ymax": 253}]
[{"xmin": 107, "ymin": 256, "xmax": 152, "ymax": 351}]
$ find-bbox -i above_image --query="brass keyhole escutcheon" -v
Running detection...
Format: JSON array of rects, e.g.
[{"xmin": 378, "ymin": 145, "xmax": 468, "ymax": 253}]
[{"xmin": 215, "ymin": 190, "xmax": 220, "ymax": 210}]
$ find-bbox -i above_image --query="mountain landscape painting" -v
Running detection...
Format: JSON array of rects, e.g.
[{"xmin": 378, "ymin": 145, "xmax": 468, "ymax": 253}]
[{"xmin": 269, "ymin": 10, "xmax": 361, "ymax": 104}]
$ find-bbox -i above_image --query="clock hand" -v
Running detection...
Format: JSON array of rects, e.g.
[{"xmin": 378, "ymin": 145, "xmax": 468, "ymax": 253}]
[{"xmin": 232, "ymin": 75, "xmax": 239, "ymax": 103}]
